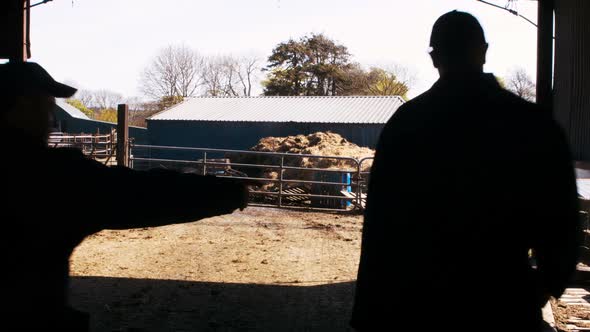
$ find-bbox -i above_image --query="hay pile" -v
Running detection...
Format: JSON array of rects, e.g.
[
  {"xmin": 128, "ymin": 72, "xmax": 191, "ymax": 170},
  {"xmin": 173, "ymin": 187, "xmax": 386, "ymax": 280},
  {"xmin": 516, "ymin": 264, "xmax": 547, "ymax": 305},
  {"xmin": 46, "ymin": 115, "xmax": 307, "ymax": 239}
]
[
  {"xmin": 228, "ymin": 132, "xmax": 374, "ymax": 192},
  {"xmin": 249, "ymin": 131, "xmax": 374, "ymax": 171}
]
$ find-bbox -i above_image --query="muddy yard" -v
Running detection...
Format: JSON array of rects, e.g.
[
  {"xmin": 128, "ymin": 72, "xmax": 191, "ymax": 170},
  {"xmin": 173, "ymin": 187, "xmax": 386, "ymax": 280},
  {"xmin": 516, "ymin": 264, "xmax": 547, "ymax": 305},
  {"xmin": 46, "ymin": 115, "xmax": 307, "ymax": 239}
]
[
  {"xmin": 68, "ymin": 206, "xmax": 588, "ymax": 332},
  {"xmin": 69, "ymin": 207, "xmax": 363, "ymax": 332}
]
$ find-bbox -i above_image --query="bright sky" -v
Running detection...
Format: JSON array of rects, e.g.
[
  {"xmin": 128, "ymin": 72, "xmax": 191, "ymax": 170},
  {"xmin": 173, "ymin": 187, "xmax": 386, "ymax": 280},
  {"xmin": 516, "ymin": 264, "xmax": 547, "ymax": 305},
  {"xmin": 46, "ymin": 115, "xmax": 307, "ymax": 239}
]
[{"xmin": 29, "ymin": 0, "xmax": 539, "ymax": 99}]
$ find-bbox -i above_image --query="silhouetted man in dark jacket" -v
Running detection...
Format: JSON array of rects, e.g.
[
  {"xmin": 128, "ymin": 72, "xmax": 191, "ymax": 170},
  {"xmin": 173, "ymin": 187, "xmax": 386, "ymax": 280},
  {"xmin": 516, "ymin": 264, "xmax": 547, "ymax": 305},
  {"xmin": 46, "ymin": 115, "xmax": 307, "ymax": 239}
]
[
  {"xmin": 351, "ymin": 11, "xmax": 580, "ymax": 332},
  {"xmin": 0, "ymin": 61, "xmax": 250, "ymax": 331}
]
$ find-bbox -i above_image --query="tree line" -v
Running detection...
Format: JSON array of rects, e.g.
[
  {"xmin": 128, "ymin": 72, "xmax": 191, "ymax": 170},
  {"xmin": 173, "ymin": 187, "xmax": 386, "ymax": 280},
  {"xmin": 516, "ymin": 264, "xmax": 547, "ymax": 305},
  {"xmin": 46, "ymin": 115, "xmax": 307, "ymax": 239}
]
[
  {"xmin": 65, "ymin": 33, "xmax": 536, "ymax": 127},
  {"xmin": 263, "ymin": 34, "xmax": 412, "ymax": 98},
  {"xmin": 137, "ymin": 35, "xmax": 415, "ymax": 102}
]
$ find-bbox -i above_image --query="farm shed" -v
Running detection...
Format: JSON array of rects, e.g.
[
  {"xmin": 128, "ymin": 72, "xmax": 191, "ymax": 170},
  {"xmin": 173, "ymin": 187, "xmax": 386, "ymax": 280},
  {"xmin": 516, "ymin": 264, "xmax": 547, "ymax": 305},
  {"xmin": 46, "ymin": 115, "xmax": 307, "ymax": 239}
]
[
  {"xmin": 146, "ymin": 96, "xmax": 404, "ymax": 158},
  {"xmin": 53, "ymin": 99, "xmax": 149, "ymax": 144}
]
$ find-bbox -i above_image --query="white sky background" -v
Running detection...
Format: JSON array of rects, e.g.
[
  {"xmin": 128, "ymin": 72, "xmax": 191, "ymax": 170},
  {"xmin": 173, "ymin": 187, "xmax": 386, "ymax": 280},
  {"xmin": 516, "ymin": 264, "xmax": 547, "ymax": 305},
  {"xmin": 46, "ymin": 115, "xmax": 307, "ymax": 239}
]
[{"xmin": 29, "ymin": 0, "xmax": 539, "ymax": 100}]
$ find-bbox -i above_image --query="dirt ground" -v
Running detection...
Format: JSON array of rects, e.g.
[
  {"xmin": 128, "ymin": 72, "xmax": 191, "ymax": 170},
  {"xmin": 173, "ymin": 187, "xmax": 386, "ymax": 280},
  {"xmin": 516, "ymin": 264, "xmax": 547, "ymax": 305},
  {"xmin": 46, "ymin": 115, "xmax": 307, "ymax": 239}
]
[
  {"xmin": 68, "ymin": 207, "xmax": 363, "ymax": 332},
  {"xmin": 68, "ymin": 206, "xmax": 588, "ymax": 332},
  {"xmin": 551, "ymin": 280, "xmax": 590, "ymax": 332}
]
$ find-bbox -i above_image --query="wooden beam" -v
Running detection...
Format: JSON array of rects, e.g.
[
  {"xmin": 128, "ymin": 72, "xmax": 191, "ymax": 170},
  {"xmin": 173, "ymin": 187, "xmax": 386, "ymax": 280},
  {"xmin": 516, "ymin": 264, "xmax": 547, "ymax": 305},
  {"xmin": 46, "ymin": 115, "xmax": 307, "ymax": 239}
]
[
  {"xmin": 536, "ymin": 0, "xmax": 554, "ymax": 109},
  {"xmin": 25, "ymin": 0, "xmax": 30, "ymax": 59},
  {"xmin": 0, "ymin": 0, "xmax": 29, "ymax": 61},
  {"xmin": 117, "ymin": 104, "xmax": 129, "ymax": 167}
]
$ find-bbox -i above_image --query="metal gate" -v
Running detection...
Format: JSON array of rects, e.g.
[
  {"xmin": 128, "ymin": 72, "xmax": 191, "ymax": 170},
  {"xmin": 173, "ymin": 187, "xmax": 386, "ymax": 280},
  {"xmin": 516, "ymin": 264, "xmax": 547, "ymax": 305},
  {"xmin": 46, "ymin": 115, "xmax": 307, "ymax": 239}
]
[{"xmin": 130, "ymin": 144, "xmax": 374, "ymax": 212}]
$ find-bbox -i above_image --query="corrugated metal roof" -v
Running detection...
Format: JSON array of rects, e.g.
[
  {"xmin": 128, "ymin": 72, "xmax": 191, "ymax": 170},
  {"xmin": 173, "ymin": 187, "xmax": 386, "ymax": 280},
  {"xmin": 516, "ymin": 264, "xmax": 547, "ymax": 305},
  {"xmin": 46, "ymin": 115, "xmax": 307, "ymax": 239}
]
[
  {"xmin": 56, "ymin": 99, "xmax": 90, "ymax": 120},
  {"xmin": 149, "ymin": 96, "xmax": 404, "ymax": 124}
]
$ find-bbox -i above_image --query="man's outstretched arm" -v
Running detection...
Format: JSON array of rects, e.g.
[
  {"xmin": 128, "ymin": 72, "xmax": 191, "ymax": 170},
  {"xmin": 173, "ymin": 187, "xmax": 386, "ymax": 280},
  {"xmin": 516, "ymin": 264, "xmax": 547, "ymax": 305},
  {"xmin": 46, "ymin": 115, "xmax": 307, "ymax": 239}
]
[{"xmin": 55, "ymin": 149, "xmax": 249, "ymax": 232}]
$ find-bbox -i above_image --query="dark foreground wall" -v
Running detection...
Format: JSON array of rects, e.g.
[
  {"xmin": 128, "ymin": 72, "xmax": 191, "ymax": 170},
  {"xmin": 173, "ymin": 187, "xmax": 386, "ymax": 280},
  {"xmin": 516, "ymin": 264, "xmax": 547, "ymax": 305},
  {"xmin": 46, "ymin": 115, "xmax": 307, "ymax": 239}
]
[{"xmin": 554, "ymin": 0, "xmax": 590, "ymax": 161}]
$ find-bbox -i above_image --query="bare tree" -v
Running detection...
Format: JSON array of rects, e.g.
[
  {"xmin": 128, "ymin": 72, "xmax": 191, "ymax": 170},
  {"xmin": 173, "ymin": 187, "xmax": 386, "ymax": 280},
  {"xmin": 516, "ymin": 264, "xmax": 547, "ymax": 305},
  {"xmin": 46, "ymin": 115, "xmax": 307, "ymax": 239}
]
[
  {"xmin": 62, "ymin": 81, "xmax": 93, "ymax": 107},
  {"xmin": 140, "ymin": 46, "xmax": 262, "ymax": 100},
  {"xmin": 337, "ymin": 63, "xmax": 415, "ymax": 99},
  {"xmin": 175, "ymin": 46, "xmax": 206, "ymax": 97},
  {"xmin": 202, "ymin": 56, "xmax": 241, "ymax": 97},
  {"xmin": 75, "ymin": 89, "xmax": 94, "ymax": 108},
  {"xmin": 93, "ymin": 89, "xmax": 124, "ymax": 110},
  {"xmin": 506, "ymin": 67, "xmax": 536, "ymax": 102},
  {"xmin": 124, "ymin": 97, "xmax": 161, "ymax": 127},
  {"xmin": 202, "ymin": 56, "xmax": 228, "ymax": 97},
  {"xmin": 125, "ymin": 96, "xmax": 144, "ymax": 125},
  {"xmin": 125, "ymin": 96, "xmax": 145, "ymax": 112},
  {"xmin": 202, "ymin": 55, "xmax": 262, "ymax": 97},
  {"xmin": 140, "ymin": 46, "xmax": 177, "ymax": 99},
  {"xmin": 140, "ymin": 45, "xmax": 205, "ymax": 100},
  {"xmin": 385, "ymin": 63, "xmax": 417, "ymax": 92},
  {"xmin": 233, "ymin": 55, "xmax": 262, "ymax": 96}
]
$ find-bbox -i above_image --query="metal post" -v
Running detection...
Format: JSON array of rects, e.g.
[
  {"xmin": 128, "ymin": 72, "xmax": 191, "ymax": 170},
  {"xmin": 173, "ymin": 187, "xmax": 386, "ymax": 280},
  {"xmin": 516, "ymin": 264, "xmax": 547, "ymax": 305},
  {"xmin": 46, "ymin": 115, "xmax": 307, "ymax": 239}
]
[
  {"xmin": 278, "ymin": 156, "xmax": 284, "ymax": 208},
  {"xmin": 128, "ymin": 139, "xmax": 134, "ymax": 169},
  {"xmin": 356, "ymin": 160, "xmax": 363, "ymax": 210},
  {"xmin": 108, "ymin": 130, "xmax": 112, "ymax": 157},
  {"xmin": 90, "ymin": 134, "xmax": 95, "ymax": 158},
  {"xmin": 202, "ymin": 152, "xmax": 207, "ymax": 175},
  {"xmin": 536, "ymin": 0, "xmax": 554, "ymax": 109},
  {"xmin": 116, "ymin": 104, "xmax": 129, "ymax": 167}
]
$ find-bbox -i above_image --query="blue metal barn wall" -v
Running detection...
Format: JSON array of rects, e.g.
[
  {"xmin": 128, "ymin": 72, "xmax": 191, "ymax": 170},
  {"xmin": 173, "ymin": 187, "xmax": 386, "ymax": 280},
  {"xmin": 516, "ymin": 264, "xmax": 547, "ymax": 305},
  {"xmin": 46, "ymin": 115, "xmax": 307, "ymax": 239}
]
[
  {"xmin": 145, "ymin": 120, "xmax": 383, "ymax": 159},
  {"xmin": 55, "ymin": 113, "xmax": 149, "ymax": 144}
]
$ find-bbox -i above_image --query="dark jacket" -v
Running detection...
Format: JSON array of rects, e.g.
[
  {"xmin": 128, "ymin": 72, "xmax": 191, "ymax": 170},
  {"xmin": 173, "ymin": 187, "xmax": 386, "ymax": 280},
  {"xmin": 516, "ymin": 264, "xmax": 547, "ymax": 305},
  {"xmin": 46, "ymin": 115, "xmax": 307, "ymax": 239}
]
[
  {"xmin": 1, "ymin": 133, "xmax": 247, "ymax": 331},
  {"xmin": 351, "ymin": 73, "xmax": 580, "ymax": 331}
]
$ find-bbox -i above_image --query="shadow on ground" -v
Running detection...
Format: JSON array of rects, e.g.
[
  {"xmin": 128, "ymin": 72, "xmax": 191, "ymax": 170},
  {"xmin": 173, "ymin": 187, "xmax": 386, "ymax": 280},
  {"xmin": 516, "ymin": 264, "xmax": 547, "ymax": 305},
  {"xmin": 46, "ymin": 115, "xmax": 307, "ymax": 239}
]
[{"xmin": 69, "ymin": 276, "xmax": 355, "ymax": 332}]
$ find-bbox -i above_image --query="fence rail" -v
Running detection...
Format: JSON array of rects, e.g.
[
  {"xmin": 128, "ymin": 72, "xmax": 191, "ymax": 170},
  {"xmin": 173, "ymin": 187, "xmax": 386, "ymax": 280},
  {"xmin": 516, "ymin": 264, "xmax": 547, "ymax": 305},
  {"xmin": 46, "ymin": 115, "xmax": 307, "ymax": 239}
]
[
  {"xmin": 48, "ymin": 130, "xmax": 118, "ymax": 165},
  {"xmin": 130, "ymin": 144, "xmax": 373, "ymax": 212}
]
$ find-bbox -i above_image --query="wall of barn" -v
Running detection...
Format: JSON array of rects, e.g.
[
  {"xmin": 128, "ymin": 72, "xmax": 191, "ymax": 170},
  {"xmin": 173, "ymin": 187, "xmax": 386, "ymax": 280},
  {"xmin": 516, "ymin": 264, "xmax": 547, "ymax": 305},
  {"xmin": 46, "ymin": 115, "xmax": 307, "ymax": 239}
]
[
  {"xmin": 54, "ymin": 111, "xmax": 149, "ymax": 144},
  {"xmin": 144, "ymin": 120, "xmax": 383, "ymax": 160}
]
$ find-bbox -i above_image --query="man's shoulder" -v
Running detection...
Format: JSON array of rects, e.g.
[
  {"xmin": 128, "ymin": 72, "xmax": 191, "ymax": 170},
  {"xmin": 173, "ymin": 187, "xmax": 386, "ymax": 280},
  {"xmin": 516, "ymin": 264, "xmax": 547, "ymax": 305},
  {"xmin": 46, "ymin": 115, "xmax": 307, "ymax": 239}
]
[
  {"xmin": 383, "ymin": 90, "xmax": 435, "ymax": 130},
  {"xmin": 495, "ymin": 89, "xmax": 553, "ymax": 122},
  {"xmin": 496, "ymin": 87, "xmax": 537, "ymax": 107},
  {"xmin": 397, "ymin": 91, "xmax": 432, "ymax": 111}
]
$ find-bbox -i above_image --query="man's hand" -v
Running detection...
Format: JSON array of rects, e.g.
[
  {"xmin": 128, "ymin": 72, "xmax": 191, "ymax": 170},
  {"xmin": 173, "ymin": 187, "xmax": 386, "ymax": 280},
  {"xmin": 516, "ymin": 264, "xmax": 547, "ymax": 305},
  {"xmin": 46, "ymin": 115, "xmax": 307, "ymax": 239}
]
[{"xmin": 216, "ymin": 177, "xmax": 263, "ymax": 211}]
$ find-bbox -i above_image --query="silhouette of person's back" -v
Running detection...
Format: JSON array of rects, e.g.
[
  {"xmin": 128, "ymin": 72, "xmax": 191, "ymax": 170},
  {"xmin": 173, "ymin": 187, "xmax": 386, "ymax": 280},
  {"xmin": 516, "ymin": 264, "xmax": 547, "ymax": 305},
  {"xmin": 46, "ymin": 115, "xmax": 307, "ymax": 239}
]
[
  {"xmin": 0, "ymin": 62, "xmax": 250, "ymax": 331},
  {"xmin": 351, "ymin": 11, "xmax": 580, "ymax": 332}
]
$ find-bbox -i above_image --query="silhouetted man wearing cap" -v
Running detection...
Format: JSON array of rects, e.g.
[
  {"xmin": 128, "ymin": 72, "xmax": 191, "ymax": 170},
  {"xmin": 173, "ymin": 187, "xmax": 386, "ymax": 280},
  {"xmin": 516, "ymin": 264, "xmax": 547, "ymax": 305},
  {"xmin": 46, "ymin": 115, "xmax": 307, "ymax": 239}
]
[
  {"xmin": 351, "ymin": 11, "xmax": 580, "ymax": 332},
  {"xmin": 0, "ymin": 62, "xmax": 251, "ymax": 331}
]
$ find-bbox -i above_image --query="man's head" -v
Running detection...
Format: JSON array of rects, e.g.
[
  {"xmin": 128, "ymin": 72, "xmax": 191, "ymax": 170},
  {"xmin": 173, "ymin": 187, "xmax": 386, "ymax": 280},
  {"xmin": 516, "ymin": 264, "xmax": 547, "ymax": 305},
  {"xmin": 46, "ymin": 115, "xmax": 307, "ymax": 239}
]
[
  {"xmin": 0, "ymin": 62, "xmax": 76, "ymax": 143},
  {"xmin": 429, "ymin": 10, "xmax": 488, "ymax": 76}
]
